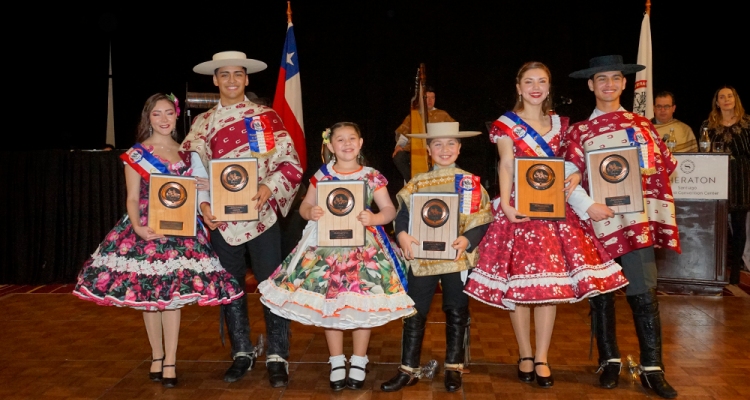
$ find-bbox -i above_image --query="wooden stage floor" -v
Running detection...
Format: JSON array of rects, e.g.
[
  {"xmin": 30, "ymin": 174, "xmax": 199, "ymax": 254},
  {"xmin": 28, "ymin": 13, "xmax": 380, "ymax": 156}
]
[{"xmin": 1, "ymin": 285, "xmax": 749, "ymax": 399}]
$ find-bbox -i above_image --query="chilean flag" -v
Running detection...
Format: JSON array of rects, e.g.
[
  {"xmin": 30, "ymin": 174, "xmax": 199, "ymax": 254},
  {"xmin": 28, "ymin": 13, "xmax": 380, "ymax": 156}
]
[{"xmin": 273, "ymin": 21, "xmax": 307, "ymax": 169}]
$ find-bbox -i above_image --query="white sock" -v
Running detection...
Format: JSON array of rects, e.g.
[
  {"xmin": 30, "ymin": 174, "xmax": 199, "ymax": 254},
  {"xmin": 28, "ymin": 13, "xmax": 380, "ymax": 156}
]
[
  {"xmin": 348, "ymin": 355, "xmax": 368, "ymax": 381},
  {"xmin": 329, "ymin": 354, "xmax": 346, "ymax": 382}
]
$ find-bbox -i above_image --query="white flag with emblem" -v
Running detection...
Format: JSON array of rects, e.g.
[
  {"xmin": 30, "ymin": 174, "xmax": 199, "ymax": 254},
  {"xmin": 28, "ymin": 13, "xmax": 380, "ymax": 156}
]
[{"xmin": 633, "ymin": 13, "xmax": 653, "ymax": 119}]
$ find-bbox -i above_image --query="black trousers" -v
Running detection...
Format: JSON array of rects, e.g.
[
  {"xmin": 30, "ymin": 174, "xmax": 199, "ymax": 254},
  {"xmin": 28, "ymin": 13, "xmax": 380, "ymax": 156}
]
[
  {"xmin": 210, "ymin": 222, "xmax": 289, "ymax": 358},
  {"xmin": 393, "ymin": 151, "xmax": 411, "ymax": 182},
  {"xmin": 729, "ymin": 210, "xmax": 748, "ymax": 284},
  {"xmin": 406, "ymin": 268, "xmax": 469, "ymax": 318}
]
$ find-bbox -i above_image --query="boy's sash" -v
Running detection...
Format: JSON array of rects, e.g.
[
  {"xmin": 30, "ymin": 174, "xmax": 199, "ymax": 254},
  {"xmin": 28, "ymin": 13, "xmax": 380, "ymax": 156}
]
[
  {"xmin": 120, "ymin": 143, "xmax": 170, "ymax": 181},
  {"xmin": 244, "ymin": 115, "xmax": 277, "ymax": 155},
  {"xmin": 494, "ymin": 112, "xmax": 556, "ymax": 158},
  {"xmin": 581, "ymin": 116, "xmax": 657, "ymax": 173}
]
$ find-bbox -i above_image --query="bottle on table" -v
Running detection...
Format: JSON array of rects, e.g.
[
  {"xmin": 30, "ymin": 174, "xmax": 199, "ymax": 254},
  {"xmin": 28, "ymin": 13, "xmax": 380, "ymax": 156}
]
[
  {"xmin": 666, "ymin": 128, "xmax": 677, "ymax": 153},
  {"xmin": 699, "ymin": 127, "xmax": 711, "ymax": 153}
]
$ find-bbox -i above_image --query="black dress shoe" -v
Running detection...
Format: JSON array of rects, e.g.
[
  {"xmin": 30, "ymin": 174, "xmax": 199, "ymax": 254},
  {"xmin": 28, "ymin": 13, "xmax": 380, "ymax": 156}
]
[
  {"xmin": 149, "ymin": 357, "xmax": 164, "ymax": 382},
  {"xmin": 267, "ymin": 361, "xmax": 289, "ymax": 388},
  {"xmin": 380, "ymin": 368, "xmax": 419, "ymax": 392},
  {"xmin": 224, "ymin": 355, "xmax": 255, "ymax": 383},
  {"xmin": 517, "ymin": 357, "xmax": 535, "ymax": 383},
  {"xmin": 161, "ymin": 365, "xmax": 177, "ymax": 388},
  {"xmin": 534, "ymin": 361, "xmax": 554, "ymax": 388},
  {"xmin": 598, "ymin": 361, "xmax": 621, "ymax": 389},
  {"xmin": 345, "ymin": 364, "xmax": 366, "ymax": 390},
  {"xmin": 640, "ymin": 369, "xmax": 678, "ymax": 399},
  {"xmin": 330, "ymin": 365, "xmax": 346, "ymax": 391}
]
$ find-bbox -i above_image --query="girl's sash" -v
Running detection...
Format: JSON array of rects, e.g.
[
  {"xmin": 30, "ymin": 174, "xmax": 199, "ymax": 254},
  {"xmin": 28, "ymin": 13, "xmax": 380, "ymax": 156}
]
[
  {"xmin": 494, "ymin": 112, "xmax": 556, "ymax": 158},
  {"xmin": 311, "ymin": 165, "xmax": 409, "ymax": 291},
  {"xmin": 244, "ymin": 114, "xmax": 277, "ymax": 155},
  {"xmin": 120, "ymin": 143, "xmax": 170, "ymax": 181}
]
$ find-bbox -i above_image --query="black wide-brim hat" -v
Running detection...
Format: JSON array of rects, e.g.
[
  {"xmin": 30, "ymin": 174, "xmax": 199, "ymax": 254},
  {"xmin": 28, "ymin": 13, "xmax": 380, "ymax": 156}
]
[{"xmin": 569, "ymin": 55, "xmax": 645, "ymax": 79}]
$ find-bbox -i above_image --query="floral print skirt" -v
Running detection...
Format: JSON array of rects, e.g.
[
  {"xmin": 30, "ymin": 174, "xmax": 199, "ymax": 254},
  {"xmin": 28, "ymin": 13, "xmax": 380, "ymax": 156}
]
[
  {"xmin": 259, "ymin": 221, "xmax": 415, "ymax": 329},
  {"xmin": 464, "ymin": 200, "xmax": 629, "ymax": 311},
  {"xmin": 73, "ymin": 214, "xmax": 244, "ymax": 311}
]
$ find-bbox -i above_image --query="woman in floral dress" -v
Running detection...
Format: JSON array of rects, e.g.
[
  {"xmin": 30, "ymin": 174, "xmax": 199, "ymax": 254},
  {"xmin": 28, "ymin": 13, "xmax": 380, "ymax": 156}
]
[
  {"xmin": 258, "ymin": 122, "xmax": 414, "ymax": 391},
  {"xmin": 463, "ymin": 62, "xmax": 628, "ymax": 388},
  {"xmin": 73, "ymin": 93, "xmax": 244, "ymax": 388}
]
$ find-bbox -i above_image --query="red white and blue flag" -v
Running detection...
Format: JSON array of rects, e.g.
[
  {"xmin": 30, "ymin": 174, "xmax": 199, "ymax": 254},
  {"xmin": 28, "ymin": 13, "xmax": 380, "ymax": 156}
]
[{"xmin": 273, "ymin": 20, "xmax": 306, "ymax": 169}]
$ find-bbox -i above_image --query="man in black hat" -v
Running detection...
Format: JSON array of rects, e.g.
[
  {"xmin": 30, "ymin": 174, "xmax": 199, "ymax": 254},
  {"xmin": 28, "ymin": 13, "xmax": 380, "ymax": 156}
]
[{"xmin": 560, "ymin": 55, "xmax": 680, "ymax": 399}]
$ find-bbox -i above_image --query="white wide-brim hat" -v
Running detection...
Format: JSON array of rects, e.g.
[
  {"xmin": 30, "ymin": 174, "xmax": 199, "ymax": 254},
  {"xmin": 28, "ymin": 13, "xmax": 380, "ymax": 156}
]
[
  {"xmin": 193, "ymin": 51, "xmax": 268, "ymax": 75},
  {"xmin": 407, "ymin": 122, "xmax": 482, "ymax": 139}
]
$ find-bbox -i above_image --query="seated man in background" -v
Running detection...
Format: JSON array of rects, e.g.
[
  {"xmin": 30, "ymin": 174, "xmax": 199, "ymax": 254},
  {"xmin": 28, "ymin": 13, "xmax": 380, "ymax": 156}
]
[{"xmin": 651, "ymin": 91, "xmax": 698, "ymax": 152}]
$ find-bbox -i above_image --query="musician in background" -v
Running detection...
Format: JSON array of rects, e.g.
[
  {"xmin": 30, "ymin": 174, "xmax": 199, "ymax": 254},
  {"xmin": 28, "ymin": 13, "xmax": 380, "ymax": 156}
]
[{"xmin": 392, "ymin": 86, "xmax": 455, "ymax": 181}]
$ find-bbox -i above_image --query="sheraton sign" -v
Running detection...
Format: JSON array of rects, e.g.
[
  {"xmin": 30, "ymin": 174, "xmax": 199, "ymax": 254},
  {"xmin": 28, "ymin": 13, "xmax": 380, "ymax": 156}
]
[{"xmin": 670, "ymin": 154, "xmax": 728, "ymax": 200}]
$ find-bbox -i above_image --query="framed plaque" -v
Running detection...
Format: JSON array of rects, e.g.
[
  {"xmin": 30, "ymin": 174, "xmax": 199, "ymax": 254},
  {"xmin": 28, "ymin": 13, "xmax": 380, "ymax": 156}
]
[
  {"xmin": 586, "ymin": 146, "xmax": 644, "ymax": 214},
  {"xmin": 514, "ymin": 157, "xmax": 566, "ymax": 220},
  {"xmin": 316, "ymin": 180, "xmax": 365, "ymax": 247},
  {"xmin": 148, "ymin": 174, "xmax": 197, "ymax": 237},
  {"xmin": 409, "ymin": 193, "xmax": 459, "ymax": 260},
  {"xmin": 209, "ymin": 158, "xmax": 259, "ymax": 221}
]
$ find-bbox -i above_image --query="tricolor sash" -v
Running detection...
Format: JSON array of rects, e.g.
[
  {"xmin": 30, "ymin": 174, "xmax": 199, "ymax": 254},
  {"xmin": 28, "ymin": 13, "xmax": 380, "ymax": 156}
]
[
  {"xmin": 494, "ymin": 112, "xmax": 556, "ymax": 157},
  {"xmin": 582, "ymin": 120, "xmax": 657, "ymax": 174},
  {"xmin": 244, "ymin": 115, "xmax": 277, "ymax": 155},
  {"xmin": 120, "ymin": 143, "xmax": 170, "ymax": 181},
  {"xmin": 455, "ymin": 173, "xmax": 481, "ymax": 215}
]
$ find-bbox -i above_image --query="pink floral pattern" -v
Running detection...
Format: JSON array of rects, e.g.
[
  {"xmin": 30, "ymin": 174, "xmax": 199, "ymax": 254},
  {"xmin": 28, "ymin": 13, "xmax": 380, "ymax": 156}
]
[
  {"xmin": 464, "ymin": 113, "xmax": 628, "ymax": 310},
  {"xmin": 73, "ymin": 148, "xmax": 244, "ymax": 311}
]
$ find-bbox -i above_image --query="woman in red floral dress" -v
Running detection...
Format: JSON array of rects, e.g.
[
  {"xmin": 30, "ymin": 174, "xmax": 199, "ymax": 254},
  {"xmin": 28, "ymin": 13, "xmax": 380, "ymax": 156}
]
[{"xmin": 463, "ymin": 62, "xmax": 628, "ymax": 388}]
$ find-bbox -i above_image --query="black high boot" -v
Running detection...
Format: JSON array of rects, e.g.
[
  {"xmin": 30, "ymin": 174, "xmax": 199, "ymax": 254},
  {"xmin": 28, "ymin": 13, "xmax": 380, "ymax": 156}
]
[
  {"xmin": 444, "ymin": 306, "xmax": 470, "ymax": 392},
  {"xmin": 627, "ymin": 289, "xmax": 678, "ymax": 399},
  {"xmin": 589, "ymin": 292, "xmax": 622, "ymax": 389},
  {"xmin": 263, "ymin": 306, "xmax": 291, "ymax": 388},
  {"xmin": 380, "ymin": 312, "xmax": 427, "ymax": 392},
  {"xmin": 222, "ymin": 295, "xmax": 256, "ymax": 383}
]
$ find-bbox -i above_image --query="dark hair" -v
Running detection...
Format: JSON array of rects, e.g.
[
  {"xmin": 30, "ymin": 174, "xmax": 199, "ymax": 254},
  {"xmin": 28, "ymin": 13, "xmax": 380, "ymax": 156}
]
[
  {"xmin": 513, "ymin": 61, "xmax": 553, "ymax": 115},
  {"xmin": 424, "ymin": 85, "xmax": 435, "ymax": 93},
  {"xmin": 654, "ymin": 91, "xmax": 675, "ymax": 104},
  {"xmin": 321, "ymin": 122, "xmax": 367, "ymax": 166},
  {"xmin": 136, "ymin": 93, "xmax": 180, "ymax": 143},
  {"xmin": 426, "ymin": 137, "xmax": 461, "ymax": 146},
  {"xmin": 213, "ymin": 66, "xmax": 248, "ymax": 76}
]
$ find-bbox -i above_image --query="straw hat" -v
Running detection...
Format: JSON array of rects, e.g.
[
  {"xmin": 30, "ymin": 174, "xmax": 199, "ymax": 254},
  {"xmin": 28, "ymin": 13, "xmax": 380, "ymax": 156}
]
[
  {"xmin": 569, "ymin": 54, "xmax": 645, "ymax": 79},
  {"xmin": 407, "ymin": 122, "xmax": 481, "ymax": 139},
  {"xmin": 193, "ymin": 51, "xmax": 267, "ymax": 75}
]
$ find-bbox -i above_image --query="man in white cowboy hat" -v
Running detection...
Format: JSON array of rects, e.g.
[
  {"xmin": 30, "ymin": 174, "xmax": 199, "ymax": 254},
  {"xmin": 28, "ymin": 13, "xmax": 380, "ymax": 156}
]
[
  {"xmin": 181, "ymin": 50, "xmax": 303, "ymax": 387},
  {"xmin": 562, "ymin": 55, "xmax": 679, "ymax": 399},
  {"xmin": 382, "ymin": 122, "xmax": 492, "ymax": 393}
]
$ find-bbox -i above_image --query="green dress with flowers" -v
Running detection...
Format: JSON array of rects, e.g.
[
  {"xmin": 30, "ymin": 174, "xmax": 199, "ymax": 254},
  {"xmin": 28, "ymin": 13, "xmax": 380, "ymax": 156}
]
[
  {"xmin": 73, "ymin": 146, "xmax": 244, "ymax": 311},
  {"xmin": 258, "ymin": 162, "xmax": 415, "ymax": 329}
]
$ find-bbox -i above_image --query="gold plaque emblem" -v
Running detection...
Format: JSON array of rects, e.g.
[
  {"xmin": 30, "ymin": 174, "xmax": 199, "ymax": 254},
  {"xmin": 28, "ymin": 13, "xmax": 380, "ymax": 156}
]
[
  {"xmin": 599, "ymin": 155, "xmax": 630, "ymax": 183},
  {"xmin": 421, "ymin": 199, "xmax": 450, "ymax": 228},
  {"xmin": 220, "ymin": 164, "xmax": 249, "ymax": 192},
  {"xmin": 326, "ymin": 187, "xmax": 355, "ymax": 217},
  {"xmin": 525, "ymin": 164, "xmax": 556, "ymax": 190},
  {"xmin": 158, "ymin": 182, "xmax": 188, "ymax": 209}
]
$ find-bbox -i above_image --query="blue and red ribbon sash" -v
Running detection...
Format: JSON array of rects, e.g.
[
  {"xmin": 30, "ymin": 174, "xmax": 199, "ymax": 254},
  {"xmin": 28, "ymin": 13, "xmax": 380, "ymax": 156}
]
[
  {"xmin": 244, "ymin": 115, "xmax": 277, "ymax": 154},
  {"xmin": 455, "ymin": 173, "xmax": 481, "ymax": 215},
  {"xmin": 494, "ymin": 112, "xmax": 555, "ymax": 158},
  {"xmin": 120, "ymin": 143, "xmax": 170, "ymax": 182}
]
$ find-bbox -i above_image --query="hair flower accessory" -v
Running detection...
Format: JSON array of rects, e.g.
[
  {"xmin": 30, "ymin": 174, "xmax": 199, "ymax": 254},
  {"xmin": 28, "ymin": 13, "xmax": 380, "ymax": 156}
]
[
  {"xmin": 321, "ymin": 128, "xmax": 332, "ymax": 144},
  {"xmin": 166, "ymin": 93, "xmax": 181, "ymax": 117}
]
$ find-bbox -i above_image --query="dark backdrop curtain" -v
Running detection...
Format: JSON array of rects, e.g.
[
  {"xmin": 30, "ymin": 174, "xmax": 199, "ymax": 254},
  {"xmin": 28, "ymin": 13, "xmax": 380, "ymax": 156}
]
[{"xmin": 0, "ymin": 150, "xmax": 126, "ymax": 284}]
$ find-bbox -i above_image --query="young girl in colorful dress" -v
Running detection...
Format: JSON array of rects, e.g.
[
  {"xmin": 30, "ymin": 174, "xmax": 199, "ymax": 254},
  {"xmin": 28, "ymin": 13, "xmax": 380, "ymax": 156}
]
[
  {"xmin": 258, "ymin": 122, "xmax": 415, "ymax": 391},
  {"xmin": 73, "ymin": 93, "xmax": 245, "ymax": 388},
  {"xmin": 462, "ymin": 62, "xmax": 628, "ymax": 388}
]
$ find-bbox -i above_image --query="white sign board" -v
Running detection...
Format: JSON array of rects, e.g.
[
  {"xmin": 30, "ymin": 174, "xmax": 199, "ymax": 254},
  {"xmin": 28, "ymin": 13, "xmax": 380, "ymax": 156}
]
[{"xmin": 670, "ymin": 154, "xmax": 729, "ymax": 200}]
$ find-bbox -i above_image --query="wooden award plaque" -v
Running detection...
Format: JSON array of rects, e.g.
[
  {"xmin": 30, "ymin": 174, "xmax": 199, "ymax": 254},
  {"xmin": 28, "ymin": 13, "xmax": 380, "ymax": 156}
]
[
  {"xmin": 316, "ymin": 180, "xmax": 365, "ymax": 247},
  {"xmin": 409, "ymin": 193, "xmax": 459, "ymax": 260},
  {"xmin": 148, "ymin": 174, "xmax": 197, "ymax": 237},
  {"xmin": 514, "ymin": 157, "xmax": 566, "ymax": 220},
  {"xmin": 209, "ymin": 158, "xmax": 259, "ymax": 221},
  {"xmin": 586, "ymin": 146, "xmax": 644, "ymax": 214}
]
